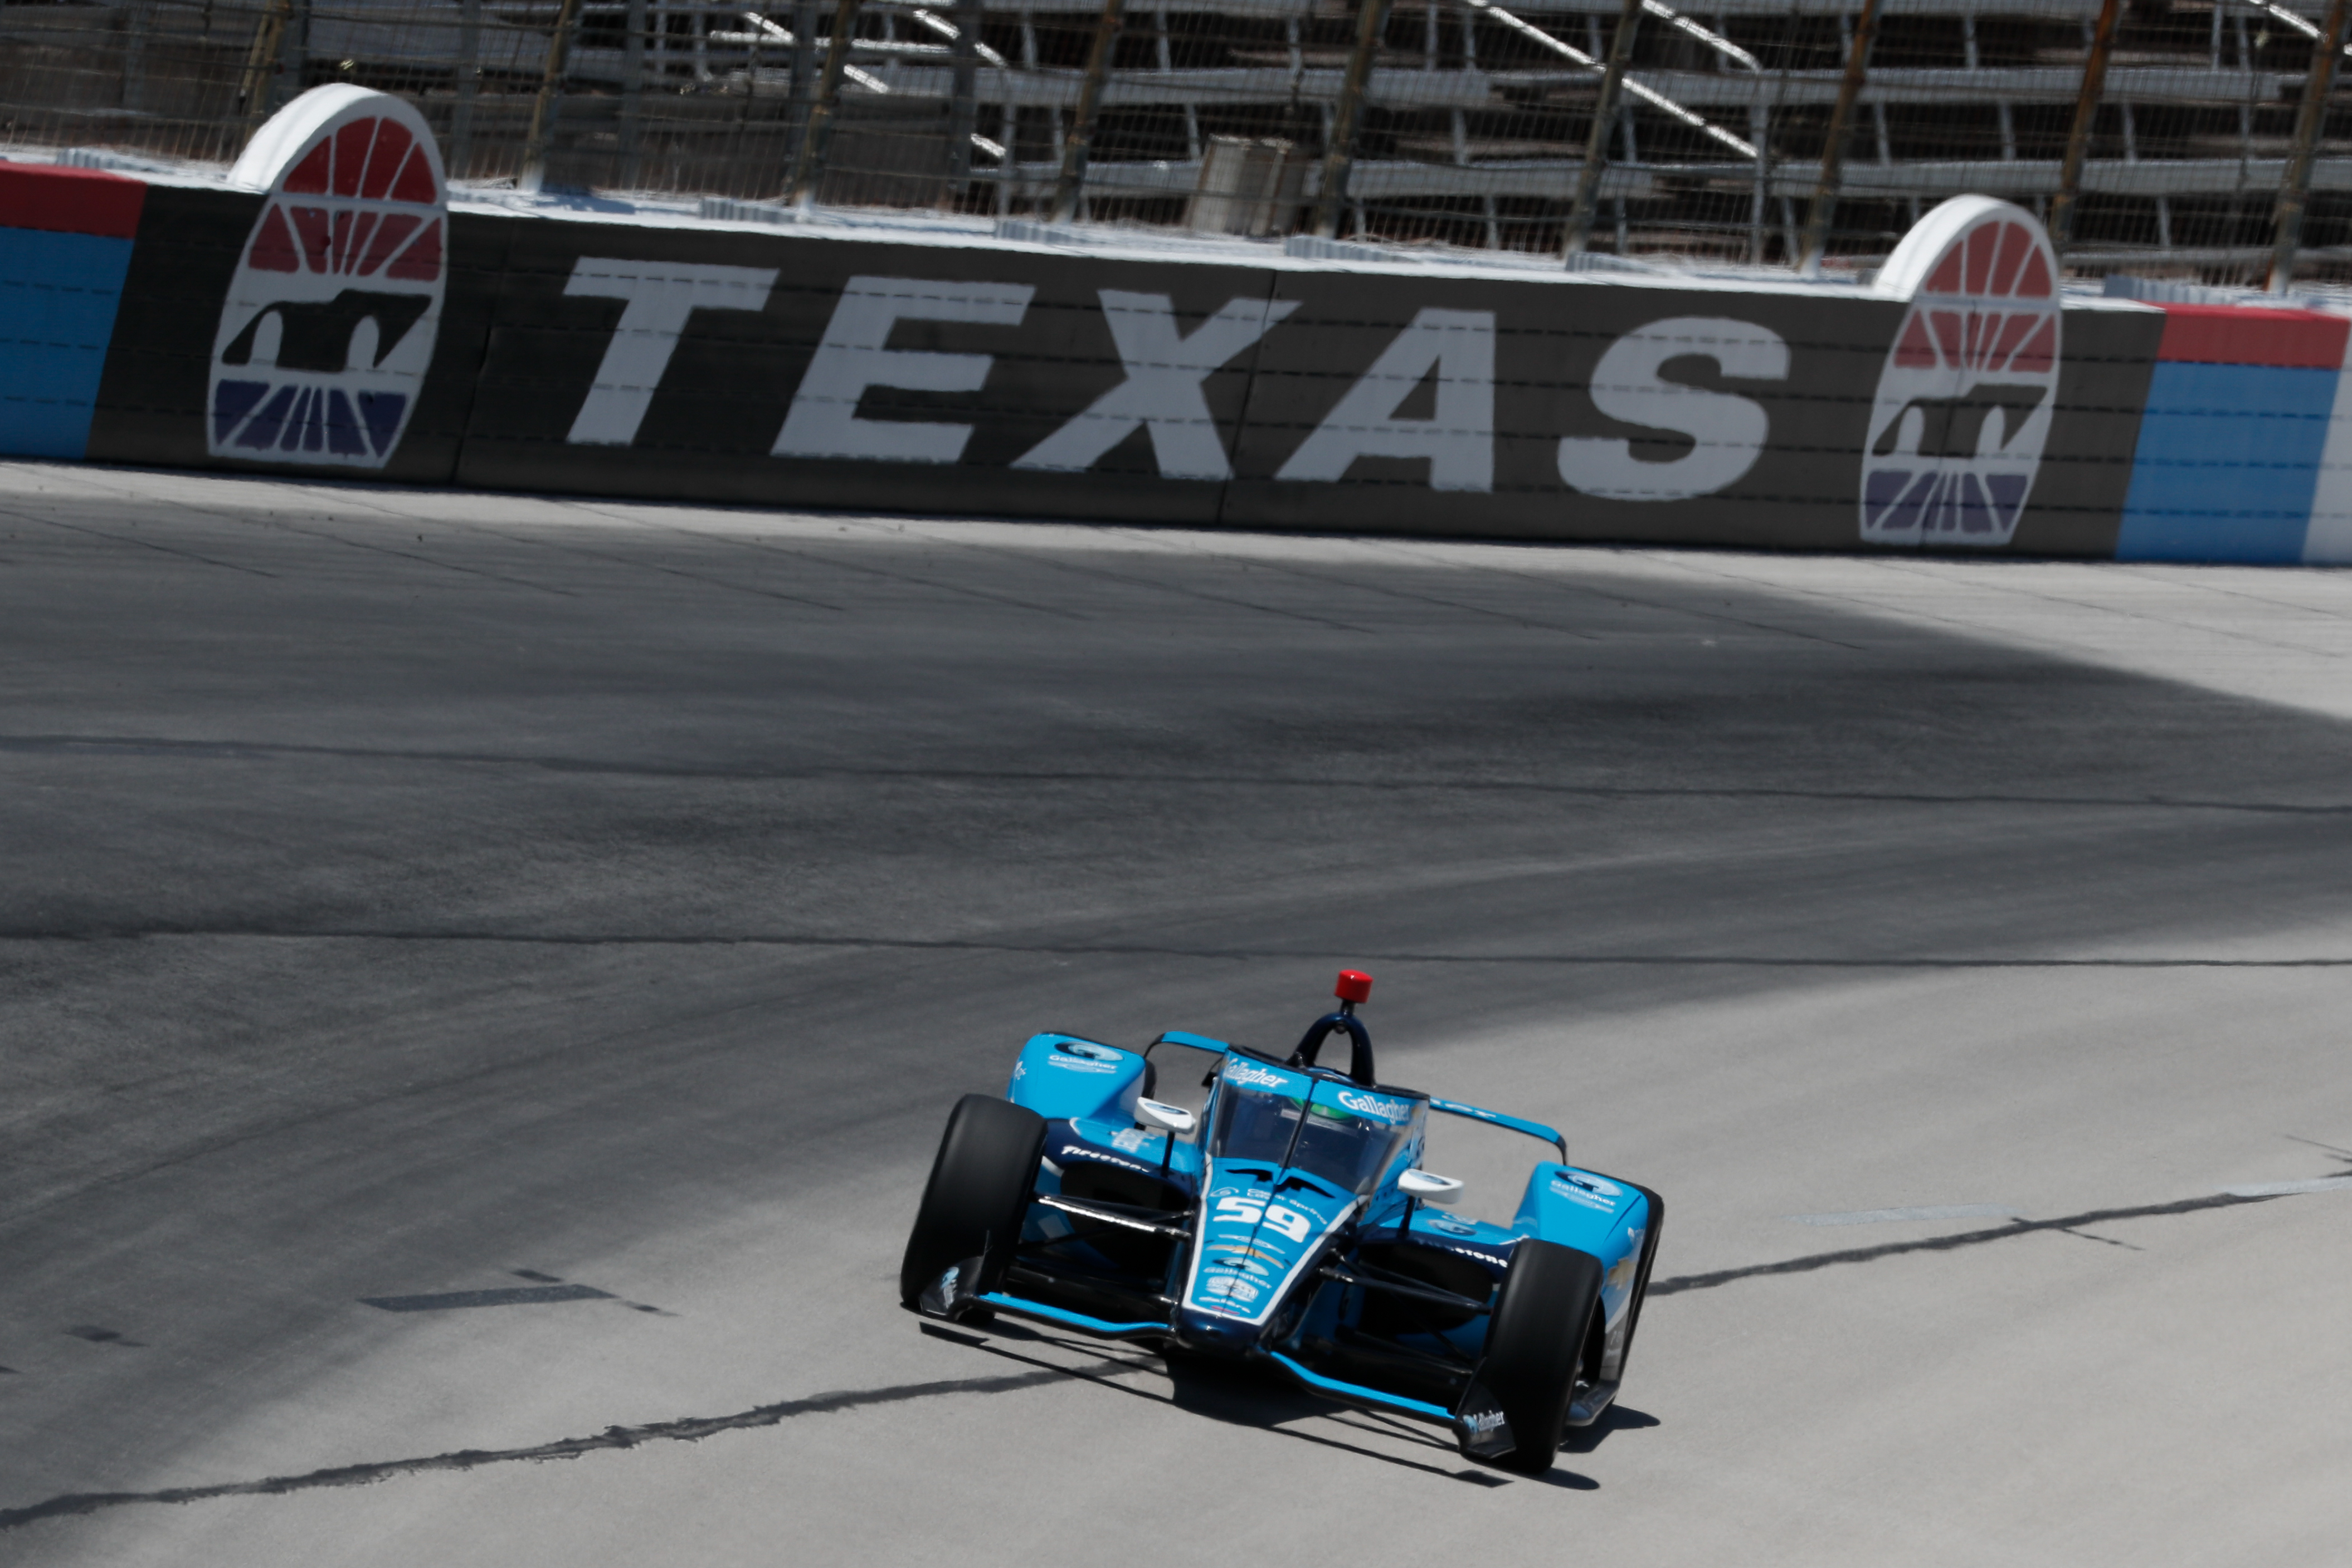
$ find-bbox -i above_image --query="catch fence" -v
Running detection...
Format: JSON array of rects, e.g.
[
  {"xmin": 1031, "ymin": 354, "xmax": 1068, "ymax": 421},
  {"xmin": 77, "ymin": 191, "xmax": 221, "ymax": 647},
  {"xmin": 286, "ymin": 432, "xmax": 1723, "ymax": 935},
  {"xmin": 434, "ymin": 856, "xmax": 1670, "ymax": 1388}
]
[{"xmin": 6, "ymin": 0, "xmax": 2351, "ymax": 282}]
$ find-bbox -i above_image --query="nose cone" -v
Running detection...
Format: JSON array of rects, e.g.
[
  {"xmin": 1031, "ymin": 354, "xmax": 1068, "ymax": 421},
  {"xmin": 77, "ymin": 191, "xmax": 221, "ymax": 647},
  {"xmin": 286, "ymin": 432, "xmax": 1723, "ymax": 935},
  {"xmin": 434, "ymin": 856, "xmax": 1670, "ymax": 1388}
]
[{"xmin": 1174, "ymin": 1306, "xmax": 1263, "ymax": 1356}]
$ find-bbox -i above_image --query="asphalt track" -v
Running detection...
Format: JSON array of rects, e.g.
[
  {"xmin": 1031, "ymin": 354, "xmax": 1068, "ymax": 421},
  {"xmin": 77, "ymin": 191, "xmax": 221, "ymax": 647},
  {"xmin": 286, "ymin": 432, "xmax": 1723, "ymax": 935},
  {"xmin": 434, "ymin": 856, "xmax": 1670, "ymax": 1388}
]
[{"xmin": 3, "ymin": 460, "xmax": 2351, "ymax": 1566}]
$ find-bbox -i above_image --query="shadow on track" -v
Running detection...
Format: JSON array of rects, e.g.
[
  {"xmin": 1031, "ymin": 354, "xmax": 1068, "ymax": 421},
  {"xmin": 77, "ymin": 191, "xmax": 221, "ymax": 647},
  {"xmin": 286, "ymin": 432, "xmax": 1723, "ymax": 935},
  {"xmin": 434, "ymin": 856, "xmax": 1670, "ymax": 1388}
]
[
  {"xmin": 932, "ymin": 1319, "xmax": 1604, "ymax": 1489},
  {"xmin": 1562, "ymin": 1404, "xmax": 1659, "ymax": 1456}
]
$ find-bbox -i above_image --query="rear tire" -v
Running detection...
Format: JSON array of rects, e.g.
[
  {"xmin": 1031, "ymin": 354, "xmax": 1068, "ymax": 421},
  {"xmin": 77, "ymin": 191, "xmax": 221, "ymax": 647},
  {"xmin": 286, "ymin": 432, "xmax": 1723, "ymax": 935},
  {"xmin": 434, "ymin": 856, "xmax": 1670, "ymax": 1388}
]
[
  {"xmin": 899, "ymin": 1094, "xmax": 1048, "ymax": 1308},
  {"xmin": 1477, "ymin": 1239, "xmax": 1605, "ymax": 1473}
]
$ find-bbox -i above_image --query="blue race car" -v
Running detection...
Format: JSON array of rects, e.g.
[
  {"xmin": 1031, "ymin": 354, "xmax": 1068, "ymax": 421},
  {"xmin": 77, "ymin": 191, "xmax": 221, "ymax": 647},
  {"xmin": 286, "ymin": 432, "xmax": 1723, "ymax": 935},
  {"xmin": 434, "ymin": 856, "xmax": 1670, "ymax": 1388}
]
[{"xmin": 900, "ymin": 971, "xmax": 1663, "ymax": 1474}]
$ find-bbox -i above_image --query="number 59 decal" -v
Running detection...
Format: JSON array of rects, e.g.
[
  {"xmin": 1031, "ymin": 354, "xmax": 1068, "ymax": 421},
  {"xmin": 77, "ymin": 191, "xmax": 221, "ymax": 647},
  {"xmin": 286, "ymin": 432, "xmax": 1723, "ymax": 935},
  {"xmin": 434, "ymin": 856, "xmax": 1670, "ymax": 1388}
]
[{"xmin": 1214, "ymin": 1196, "xmax": 1313, "ymax": 1243}]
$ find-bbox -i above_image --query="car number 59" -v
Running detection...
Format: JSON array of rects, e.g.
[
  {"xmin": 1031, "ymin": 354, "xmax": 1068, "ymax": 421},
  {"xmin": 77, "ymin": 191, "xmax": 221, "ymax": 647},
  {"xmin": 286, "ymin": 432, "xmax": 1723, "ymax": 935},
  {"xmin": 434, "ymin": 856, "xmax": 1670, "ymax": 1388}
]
[{"xmin": 1215, "ymin": 1196, "xmax": 1312, "ymax": 1241}]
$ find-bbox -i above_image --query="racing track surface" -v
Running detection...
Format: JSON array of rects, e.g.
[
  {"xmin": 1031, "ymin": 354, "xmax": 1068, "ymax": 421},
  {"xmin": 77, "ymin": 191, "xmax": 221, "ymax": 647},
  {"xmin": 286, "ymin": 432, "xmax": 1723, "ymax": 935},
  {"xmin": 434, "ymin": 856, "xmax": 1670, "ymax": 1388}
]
[{"xmin": 3, "ymin": 460, "xmax": 2351, "ymax": 1565}]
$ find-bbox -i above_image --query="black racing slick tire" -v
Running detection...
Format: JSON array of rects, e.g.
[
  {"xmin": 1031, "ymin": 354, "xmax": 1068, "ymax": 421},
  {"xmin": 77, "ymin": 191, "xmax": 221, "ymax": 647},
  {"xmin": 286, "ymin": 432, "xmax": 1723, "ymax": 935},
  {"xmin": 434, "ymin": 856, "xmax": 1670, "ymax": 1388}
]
[
  {"xmin": 1478, "ymin": 1239, "xmax": 1606, "ymax": 1474},
  {"xmin": 898, "ymin": 1094, "xmax": 1048, "ymax": 1308}
]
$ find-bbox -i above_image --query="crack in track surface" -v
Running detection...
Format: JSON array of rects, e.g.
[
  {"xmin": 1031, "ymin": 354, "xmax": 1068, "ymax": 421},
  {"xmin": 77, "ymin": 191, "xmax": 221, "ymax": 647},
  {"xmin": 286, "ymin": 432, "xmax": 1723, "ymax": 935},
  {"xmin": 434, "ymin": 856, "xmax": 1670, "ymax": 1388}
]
[
  {"xmin": 0, "ymin": 1369, "xmax": 1072, "ymax": 1531},
  {"xmin": 1647, "ymin": 1190, "xmax": 2277, "ymax": 1297},
  {"xmin": 2, "ymin": 1186, "xmax": 2329, "ymax": 1532}
]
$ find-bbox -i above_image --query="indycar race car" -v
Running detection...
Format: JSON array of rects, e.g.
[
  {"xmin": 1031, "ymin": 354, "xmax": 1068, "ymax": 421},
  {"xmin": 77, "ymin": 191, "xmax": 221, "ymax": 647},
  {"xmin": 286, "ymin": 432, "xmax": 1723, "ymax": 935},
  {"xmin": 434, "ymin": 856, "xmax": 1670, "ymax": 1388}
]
[{"xmin": 900, "ymin": 971, "xmax": 1663, "ymax": 1474}]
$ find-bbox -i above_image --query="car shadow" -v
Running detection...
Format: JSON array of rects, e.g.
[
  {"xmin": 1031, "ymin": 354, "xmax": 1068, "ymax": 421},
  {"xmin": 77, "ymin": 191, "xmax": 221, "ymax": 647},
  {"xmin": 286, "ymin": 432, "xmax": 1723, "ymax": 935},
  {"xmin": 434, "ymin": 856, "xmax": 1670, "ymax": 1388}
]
[
  {"xmin": 1562, "ymin": 1403, "xmax": 1661, "ymax": 1455},
  {"xmin": 926, "ymin": 1317, "xmax": 1602, "ymax": 1489}
]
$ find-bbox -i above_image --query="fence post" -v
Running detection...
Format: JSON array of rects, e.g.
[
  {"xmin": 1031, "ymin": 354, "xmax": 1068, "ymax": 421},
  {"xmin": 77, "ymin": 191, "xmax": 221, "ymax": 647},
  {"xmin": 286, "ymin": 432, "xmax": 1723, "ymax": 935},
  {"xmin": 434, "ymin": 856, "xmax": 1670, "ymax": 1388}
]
[
  {"xmin": 947, "ymin": 0, "xmax": 983, "ymax": 191},
  {"xmin": 1051, "ymin": 0, "xmax": 1128, "ymax": 222},
  {"xmin": 1748, "ymin": 92, "xmax": 1769, "ymax": 265},
  {"xmin": 1311, "ymin": 0, "xmax": 1395, "ymax": 238},
  {"xmin": 450, "ymin": 0, "xmax": 483, "ymax": 181},
  {"xmin": 121, "ymin": 0, "xmax": 154, "ymax": 115},
  {"xmin": 619, "ymin": 0, "xmax": 649, "ymax": 187},
  {"xmin": 783, "ymin": 0, "xmax": 861, "ymax": 207},
  {"xmin": 733, "ymin": 17, "xmax": 763, "ymax": 170},
  {"xmin": 2270, "ymin": 0, "xmax": 2352, "ymax": 290},
  {"xmin": 272, "ymin": 0, "xmax": 312, "ymax": 115},
  {"xmin": 520, "ymin": 0, "xmax": 586, "ymax": 192},
  {"xmin": 235, "ymin": 0, "xmax": 293, "ymax": 146},
  {"xmin": 786, "ymin": 0, "xmax": 821, "ymax": 166},
  {"xmin": 1796, "ymin": 0, "xmax": 1881, "ymax": 274},
  {"xmin": 1561, "ymin": 0, "xmax": 1640, "ymax": 256},
  {"xmin": 2047, "ymin": 0, "xmax": 2123, "ymax": 256}
]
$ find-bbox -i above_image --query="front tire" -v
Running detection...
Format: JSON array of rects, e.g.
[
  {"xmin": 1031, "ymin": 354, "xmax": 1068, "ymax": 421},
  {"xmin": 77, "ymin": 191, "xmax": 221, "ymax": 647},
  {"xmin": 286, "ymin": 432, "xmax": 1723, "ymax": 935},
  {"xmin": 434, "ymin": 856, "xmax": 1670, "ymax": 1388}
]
[
  {"xmin": 898, "ymin": 1094, "xmax": 1048, "ymax": 1308},
  {"xmin": 1477, "ymin": 1239, "xmax": 1605, "ymax": 1473}
]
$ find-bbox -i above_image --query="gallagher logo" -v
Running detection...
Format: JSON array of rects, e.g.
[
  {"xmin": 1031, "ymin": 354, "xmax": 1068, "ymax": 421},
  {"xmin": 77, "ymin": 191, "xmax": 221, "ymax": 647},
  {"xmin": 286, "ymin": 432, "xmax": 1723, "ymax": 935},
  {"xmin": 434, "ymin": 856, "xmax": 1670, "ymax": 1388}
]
[
  {"xmin": 210, "ymin": 85, "xmax": 446, "ymax": 468},
  {"xmin": 1334, "ymin": 1089, "xmax": 1409, "ymax": 1123},
  {"xmin": 1860, "ymin": 196, "xmax": 2060, "ymax": 548}
]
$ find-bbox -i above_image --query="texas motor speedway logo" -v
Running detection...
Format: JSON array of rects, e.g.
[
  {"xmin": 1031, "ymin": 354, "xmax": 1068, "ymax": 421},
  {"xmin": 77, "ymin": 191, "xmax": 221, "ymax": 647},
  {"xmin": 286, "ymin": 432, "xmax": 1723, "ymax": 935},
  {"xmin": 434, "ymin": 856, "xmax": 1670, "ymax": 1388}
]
[
  {"xmin": 1860, "ymin": 196, "xmax": 2061, "ymax": 548},
  {"xmin": 210, "ymin": 85, "xmax": 446, "ymax": 468}
]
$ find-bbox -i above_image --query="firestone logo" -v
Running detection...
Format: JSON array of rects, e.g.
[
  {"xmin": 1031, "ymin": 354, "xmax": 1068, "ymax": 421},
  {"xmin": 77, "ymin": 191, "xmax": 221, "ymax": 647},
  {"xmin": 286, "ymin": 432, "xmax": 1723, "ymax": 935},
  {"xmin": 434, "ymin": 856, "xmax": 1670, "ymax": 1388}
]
[
  {"xmin": 210, "ymin": 85, "xmax": 446, "ymax": 468},
  {"xmin": 1861, "ymin": 196, "xmax": 2061, "ymax": 548}
]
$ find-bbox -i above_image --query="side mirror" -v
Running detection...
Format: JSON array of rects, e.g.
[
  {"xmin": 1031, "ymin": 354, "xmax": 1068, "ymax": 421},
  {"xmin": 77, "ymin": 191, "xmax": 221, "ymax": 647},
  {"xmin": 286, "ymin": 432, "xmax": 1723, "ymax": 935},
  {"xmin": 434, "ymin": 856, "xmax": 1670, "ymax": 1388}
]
[
  {"xmin": 1134, "ymin": 1098, "xmax": 1197, "ymax": 1137},
  {"xmin": 1399, "ymin": 1169, "xmax": 1464, "ymax": 1206}
]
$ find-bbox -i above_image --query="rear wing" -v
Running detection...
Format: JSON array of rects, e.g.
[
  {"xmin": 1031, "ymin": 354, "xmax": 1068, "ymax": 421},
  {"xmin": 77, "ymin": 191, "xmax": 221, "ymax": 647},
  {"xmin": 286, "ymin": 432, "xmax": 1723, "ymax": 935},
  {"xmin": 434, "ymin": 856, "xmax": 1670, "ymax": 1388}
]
[{"xmin": 1428, "ymin": 1097, "xmax": 1567, "ymax": 1162}]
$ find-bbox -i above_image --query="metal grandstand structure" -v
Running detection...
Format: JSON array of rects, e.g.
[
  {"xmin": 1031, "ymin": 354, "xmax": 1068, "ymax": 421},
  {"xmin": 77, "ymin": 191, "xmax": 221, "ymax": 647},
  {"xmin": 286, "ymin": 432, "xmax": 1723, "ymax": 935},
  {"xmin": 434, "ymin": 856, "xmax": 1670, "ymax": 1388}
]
[{"xmin": 4, "ymin": 0, "xmax": 2350, "ymax": 282}]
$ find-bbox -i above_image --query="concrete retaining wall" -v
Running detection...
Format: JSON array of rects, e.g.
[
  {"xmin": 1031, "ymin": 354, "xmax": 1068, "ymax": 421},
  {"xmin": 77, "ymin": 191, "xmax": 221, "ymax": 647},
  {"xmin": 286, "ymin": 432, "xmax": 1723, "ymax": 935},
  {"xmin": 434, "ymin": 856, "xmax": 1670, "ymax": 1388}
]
[{"xmin": 6, "ymin": 88, "xmax": 2349, "ymax": 563}]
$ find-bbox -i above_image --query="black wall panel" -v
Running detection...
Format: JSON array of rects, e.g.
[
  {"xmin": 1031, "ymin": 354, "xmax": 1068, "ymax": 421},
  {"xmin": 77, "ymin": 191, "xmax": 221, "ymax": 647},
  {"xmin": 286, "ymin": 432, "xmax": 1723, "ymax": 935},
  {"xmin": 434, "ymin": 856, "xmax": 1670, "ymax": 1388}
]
[
  {"xmin": 85, "ymin": 185, "xmax": 252, "ymax": 471},
  {"xmin": 2011, "ymin": 306, "xmax": 2162, "ymax": 557},
  {"xmin": 84, "ymin": 187, "xmax": 2166, "ymax": 556},
  {"xmin": 454, "ymin": 220, "xmax": 1282, "ymax": 525},
  {"xmin": 1219, "ymin": 271, "xmax": 1905, "ymax": 546}
]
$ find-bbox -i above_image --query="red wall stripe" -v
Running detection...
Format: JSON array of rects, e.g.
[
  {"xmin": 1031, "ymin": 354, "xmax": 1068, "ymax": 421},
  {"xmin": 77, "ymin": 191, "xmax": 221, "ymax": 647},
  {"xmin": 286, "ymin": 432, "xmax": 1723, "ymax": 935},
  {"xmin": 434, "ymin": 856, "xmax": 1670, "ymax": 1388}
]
[
  {"xmin": 0, "ymin": 161, "xmax": 147, "ymax": 240},
  {"xmin": 2155, "ymin": 304, "xmax": 2349, "ymax": 370}
]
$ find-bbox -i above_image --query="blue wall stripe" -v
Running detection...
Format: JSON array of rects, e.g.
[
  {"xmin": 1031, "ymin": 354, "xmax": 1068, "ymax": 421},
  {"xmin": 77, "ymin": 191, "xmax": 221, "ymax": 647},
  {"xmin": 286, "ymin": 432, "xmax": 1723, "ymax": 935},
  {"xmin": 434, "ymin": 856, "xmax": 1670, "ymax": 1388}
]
[
  {"xmin": 2115, "ymin": 361, "xmax": 2340, "ymax": 563},
  {"xmin": 0, "ymin": 226, "xmax": 137, "ymax": 461}
]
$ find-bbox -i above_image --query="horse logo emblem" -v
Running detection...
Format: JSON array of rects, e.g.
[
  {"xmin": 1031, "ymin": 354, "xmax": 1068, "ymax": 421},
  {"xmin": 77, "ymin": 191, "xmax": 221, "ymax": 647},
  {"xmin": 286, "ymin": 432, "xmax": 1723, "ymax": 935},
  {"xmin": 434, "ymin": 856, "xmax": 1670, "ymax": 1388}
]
[
  {"xmin": 208, "ymin": 85, "xmax": 446, "ymax": 467},
  {"xmin": 1861, "ymin": 196, "xmax": 2061, "ymax": 547}
]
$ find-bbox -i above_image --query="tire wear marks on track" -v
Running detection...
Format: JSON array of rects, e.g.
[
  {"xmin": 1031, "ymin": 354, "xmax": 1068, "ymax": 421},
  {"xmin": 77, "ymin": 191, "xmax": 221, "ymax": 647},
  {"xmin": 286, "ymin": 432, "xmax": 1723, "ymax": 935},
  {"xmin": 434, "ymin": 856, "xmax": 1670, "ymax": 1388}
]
[
  {"xmin": 16, "ymin": 735, "xmax": 2352, "ymax": 822},
  {"xmin": 361, "ymin": 1284, "xmax": 614, "ymax": 1312},
  {"xmin": 0, "ymin": 504, "xmax": 281, "ymax": 580},
  {"xmin": 63, "ymin": 1327, "xmax": 144, "ymax": 1348},
  {"xmin": 7, "ymin": 926, "xmax": 2352, "ymax": 970}
]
